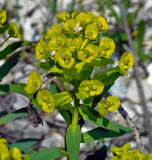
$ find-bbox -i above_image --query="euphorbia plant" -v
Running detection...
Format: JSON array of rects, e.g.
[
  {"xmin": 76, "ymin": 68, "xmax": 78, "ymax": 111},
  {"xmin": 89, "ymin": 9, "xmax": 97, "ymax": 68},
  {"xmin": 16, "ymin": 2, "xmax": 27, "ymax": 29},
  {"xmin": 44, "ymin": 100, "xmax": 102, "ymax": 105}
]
[
  {"xmin": 1, "ymin": 9, "xmax": 149, "ymax": 160},
  {"xmin": 24, "ymin": 11, "xmax": 134, "ymax": 159}
]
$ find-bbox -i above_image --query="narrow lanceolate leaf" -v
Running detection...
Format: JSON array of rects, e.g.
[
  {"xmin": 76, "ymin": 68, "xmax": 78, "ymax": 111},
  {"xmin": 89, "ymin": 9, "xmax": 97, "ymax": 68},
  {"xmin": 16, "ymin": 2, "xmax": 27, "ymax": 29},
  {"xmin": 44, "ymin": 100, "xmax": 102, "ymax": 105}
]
[
  {"xmin": 81, "ymin": 127, "xmax": 132, "ymax": 143},
  {"xmin": 54, "ymin": 91, "xmax": 73, "ymax": 107},
  {"xmin": 0, "ymin": 84, "xmax": 32, "ymax": 99},
  {"xmin": 0, "ymin": 107, "xmax": 27, "ymax": 125},
  {"xmin": 10, "ymin": 138, "xmax": 40, "ymax": 153},
  {"xmin": 0, "ymin": 40, "xmax": 30, "ymax": 60},
  {"xmin": 79, "ymin": 105, "xmax": 132, "ymax": 133},
  {"xmin": 0, "ymin": 52, "xmax": 20, "ymax": 81},
  {"xmin": 66, "ymin": 125, "xmax": 81, "ymax": 160},
  {"xmin": 30, "ymin": 148, "xmax": 67, "ymax": 160}
]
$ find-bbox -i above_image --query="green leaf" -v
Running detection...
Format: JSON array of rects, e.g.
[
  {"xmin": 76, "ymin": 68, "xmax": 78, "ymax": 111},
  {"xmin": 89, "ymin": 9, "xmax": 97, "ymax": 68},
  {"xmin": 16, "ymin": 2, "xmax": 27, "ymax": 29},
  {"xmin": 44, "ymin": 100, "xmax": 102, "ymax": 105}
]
[
  {"xmin": 58, "ymin": 110, "xmax": 72, "ymax": 125},
  {"xmin": 78, "ymin": 65, "xmax": 94, "ymax": 81},
  {"xmin": 0, "ymin": 107, "xmax": 27, "ymax": 125},
  {"xmin": 92, "ymin": 57, "xmax": 114, "ymax": 66},
  {"xmin": 49, "ymin": 83, "xmax": 58, "ymax": 94},
  {"xmin": 10, "ymin": 139, "xmax": 39, "ymax": 153},
  {"xmin": 82, "ymin": 127, "xmax": 131, "ymax": 143},
  {"xmin": 0, "ymin": 83, "xmax": 32, "ymax": 98},
  {"xmin": 79, "ymin": 105, "xmax": 132, "ymax": 133},
  {"xmin": 54, "ymin": 91, "xmax": 73, "ymax": 107},
  {"xmin": 0, "ymin": 84, "xmax": 9, "ymax": 95},
  {"xmin": 66, "ymin": 125, "xmax": 81, "ymax": 160},
  {"xmin": 0, "ymin": 40, "xmax": 30, "ymax": 60},
  {"xmin": 0, "ymin": 24, "xmax": 9, "ymax": 34},
  {"xmin": 0, "ymin": 52, "xmax": 20, "ymax": 81},
  {"xmin": 30, "ymin": 148, "xmax": 67, "ymax": 160},
  {"xmin": 93, "ymin": 67, "xmax": 122, "ymax": 86},
  {"xmin": 57, "ymin": 103, "xmax": 73, "ymax": 111},
  {"xmin": 38, "ymin": 61, "xmax": 54, "ymax": 71}
]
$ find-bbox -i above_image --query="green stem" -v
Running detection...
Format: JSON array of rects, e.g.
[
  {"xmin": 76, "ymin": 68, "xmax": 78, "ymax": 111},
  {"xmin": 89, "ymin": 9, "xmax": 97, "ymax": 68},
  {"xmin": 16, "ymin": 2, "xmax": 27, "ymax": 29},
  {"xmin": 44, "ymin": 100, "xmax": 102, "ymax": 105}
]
[
  {"xmin": 0, "ymin": 36, "xmax": 10, "ymax": 47},
  {"xmin": 80, "ymin": 39, "xmax": 89, "ymax": 50},
  {"xmin": 72, "ymin": 107, "xmax": 79, "ymax": 126}
]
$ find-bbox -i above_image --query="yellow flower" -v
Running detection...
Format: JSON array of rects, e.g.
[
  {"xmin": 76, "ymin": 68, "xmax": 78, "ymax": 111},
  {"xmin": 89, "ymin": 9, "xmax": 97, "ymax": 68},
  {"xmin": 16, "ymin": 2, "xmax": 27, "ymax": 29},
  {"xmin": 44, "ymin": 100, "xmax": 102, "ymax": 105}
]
[
  {"xmin": 10, "ymin": 147, "xmax": 22, "ymax": 160},
  {"xmin": 85, "ymin": 23, "xmax": 98, "ymax": 40},
  {"xmin": 0, "ymin": 138, "xmax": 7, "ymax": 143},
  {"xmin": 0, "ymin": 9, "xmax": 7, "ymax": 25},
  {"xmin": 48, "ymin": 34, "xmax": 65, "ymax": 51},
  {"xmin": 131, "ymin": 150, "xmax": 146, "ymax": 160},
  {"xmin": 63, "ymin": 19, "xmax": 76, "ymax": 32},
  {"xmin": 110, "ymin": 157, "xmax": 120, "ymax": 160},
  {"xmin": 110, "ymin": 144, "xmax": 131, "ymax": 157},
  {"xmin": 37, "ymin": 90, "xmax": 55, "ymax": 113},
  {"xmin": 98, "ymin": 96, "xmax": 120, "ymax": 117},
  {"xmin": 86, "ymin": 11, "xmax": 96, "ymax": 20},
  {"xmin": 94, "ymin": 16, "xmax": 108, "ymax": 31},
  {"xmin": 47, "ymin": 24, "xmax": 62, "ymax": 36},
  {"xmin": 119, "ymin": 51, "xmax": 134, "ymax": 74},
  {"xmin": 78, "ymin": 80, "xmax": 104, "ymax": 99},
  {"xmin": 78, "ymin": 43, "xmax": 98, "ymax": 62},
  {"xmin": 121, "ymin": 153, "xmax": 132, "ymax": 160},
  {"xmin": 71, "ymin": 11, "xmax": 78, "ymax": 18},
  {"xmin": 57, "ymin": 11, "xmax": 70, "ymax": 21},
  {"xmin": 75, "ymin": 61, "xmax": 86, "ymax": 72},
  {"xmin": 8, "ymin": 22, "xmax": 21, "ymax": 38},
  {"xmin": 76, "ymin": 12, "xmax": 92, "ymax": 27},
  {"xmin": 57, "ymin": 11, "xmax": 77, "ymax": 21},
  {"xmin": 65, "ymin": 37, "xmax": 83, "ymax": 52},
  {"xmin": 54, "ymin": 47, "xmax": 75, "ymax": 69},
  {"xmin": 148, "ymin": 154, "xmax": 152, "ymax": 160},
  {"xmin": 24, "ymin": 71, "xmax": 42, "ymax": 94},
  {"xmin": 35, "ymin": 39, "xmax": 49, "ymax": 60},
  {"xmin": 0, "ymin": 139, "xmax": 9, "ymax": 160},
  {"xmin": 99, "ymin": 37, "xmax": 115, "ymax": 58}
]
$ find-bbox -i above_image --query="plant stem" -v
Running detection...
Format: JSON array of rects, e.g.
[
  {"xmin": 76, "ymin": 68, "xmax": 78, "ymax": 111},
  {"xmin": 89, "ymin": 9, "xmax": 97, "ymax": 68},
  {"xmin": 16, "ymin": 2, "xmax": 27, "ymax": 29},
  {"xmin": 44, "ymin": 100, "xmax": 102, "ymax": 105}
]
[
  {"xmin": 72, "ymin": 106, "xmax": 79, "ymax": 126},
  {"xmin": 0, "ymin": 36, "xmax": 10, "ymax": 47}
]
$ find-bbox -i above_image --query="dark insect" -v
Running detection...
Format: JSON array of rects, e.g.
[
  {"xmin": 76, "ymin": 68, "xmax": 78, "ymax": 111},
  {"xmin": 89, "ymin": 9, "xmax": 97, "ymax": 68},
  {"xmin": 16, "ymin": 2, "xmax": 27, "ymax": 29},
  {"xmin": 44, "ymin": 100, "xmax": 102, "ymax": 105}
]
[{"xmin": 27, "ymin": 103, "xmax": 43, "ymax": 128}]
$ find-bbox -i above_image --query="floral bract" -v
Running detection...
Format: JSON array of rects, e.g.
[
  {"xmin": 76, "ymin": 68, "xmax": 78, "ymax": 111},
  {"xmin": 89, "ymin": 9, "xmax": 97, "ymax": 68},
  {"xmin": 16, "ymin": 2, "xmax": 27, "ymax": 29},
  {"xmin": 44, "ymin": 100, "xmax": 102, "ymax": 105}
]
[
  {"xmin": 36, "ymin": 39, "xmax": 50, "ymax": 60},
  {"xmin": 99, "ymin": 37, "xmax": 115, "ymax": 58},
  {"xmin": 119, "ymin": 51, "xmax": 134, "ymax": 74},
  {"xmin": 24, "ymin": 71, "xmax": 42, "ymax": 94},
  {"xmin": 10, "ymin": 147, "xmax": 22, "ymax": 160},
  {"xmin": 8, "ymin": 22, "xmax": 21, "ymax": 38},
  {"xmin": 37, "ymin": 90, "xmax": 55, "ymax": 113},
  {"xmin": 54, "ymin": 46, "xmax": 75, "ymax": 69},
  {"xmin": 0, "ymin": 9, "xmax": 7, "ymax": 25},
  {"xmin": 77, "ymin": 80, "xmax": 104, "ymax": 99},
  {"xmin": 98, "ymin": 96, "xmax": 120, "ymax": 116}
]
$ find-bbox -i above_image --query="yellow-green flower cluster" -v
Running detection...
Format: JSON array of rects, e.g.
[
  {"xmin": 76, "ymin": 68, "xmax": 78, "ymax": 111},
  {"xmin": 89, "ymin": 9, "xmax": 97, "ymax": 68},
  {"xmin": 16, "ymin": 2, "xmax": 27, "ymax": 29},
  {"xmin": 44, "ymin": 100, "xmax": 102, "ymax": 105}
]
[
  {"xmin": 0, "ymin": 138, "xmax": 30, "ymax": 160},
  {"xmin": 35, "ymin": 11, "xmax": 134, "ymax": 74},
  {"xmin": 119, "ymin": 51, "xmax": 134, "ymax": 74},
  {"xmin": 35, "ymin": 11, "xmax": 118, "ymax": 72},
  {"xmin": 110, "ymin": 144, "xmax": 152, "ymax": 160},
  {"xmin": 77, "ymin": 80, "xmax": 104, "ymax": 99},
  {"xmin": 98, "ymin": 96, "xmax": 120, "ymax": 116},
  {"xmin": 24, "ymin": 71, "xmax": 55, "ymax": 113},
  {"xmin": 32, "ymin": 11, "xmax": 135, "ymax": 109},
  {"xmin": 0, "ymin": 9, "xmax": 21, "ymax": 38}
]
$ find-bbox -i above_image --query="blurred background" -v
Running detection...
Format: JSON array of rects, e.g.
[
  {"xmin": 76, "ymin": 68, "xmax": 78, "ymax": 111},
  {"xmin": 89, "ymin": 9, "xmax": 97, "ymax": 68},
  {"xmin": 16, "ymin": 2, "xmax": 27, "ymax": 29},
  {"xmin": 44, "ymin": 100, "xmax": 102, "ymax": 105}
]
[{"xmin": 0, "ymin": 0, "xmax": 152, "ymax": 159}]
